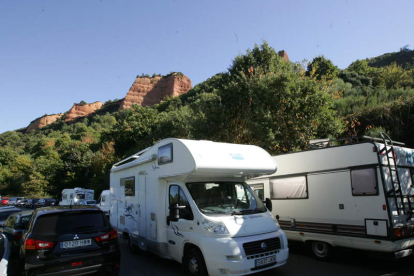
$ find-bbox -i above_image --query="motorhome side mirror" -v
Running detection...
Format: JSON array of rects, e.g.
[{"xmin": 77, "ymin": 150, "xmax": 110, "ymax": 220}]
[
  {"xmin": 169, "ymin": 203, "xmax": 180, "ymax": 222},
  {"xmin": 264, "ymin": 198, "xmax": 272, "ymax": 212}
]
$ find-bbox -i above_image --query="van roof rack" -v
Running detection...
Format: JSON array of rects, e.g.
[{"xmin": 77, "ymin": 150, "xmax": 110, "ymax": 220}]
[{"xmin": 308, "ymin": 135, "xmax": 405, "ymax": 149}]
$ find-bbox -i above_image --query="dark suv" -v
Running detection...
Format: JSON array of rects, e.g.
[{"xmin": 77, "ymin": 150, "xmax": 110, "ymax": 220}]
[{"xmin": 20, "ymin": 205, "xmax": 120, "ymax": 276}]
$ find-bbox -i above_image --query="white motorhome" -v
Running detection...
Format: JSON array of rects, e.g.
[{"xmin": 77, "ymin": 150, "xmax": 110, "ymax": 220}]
[
  {"xmin": 59, "ymin": 187, "xmax": 94, "ymax": 205},
  {"xmin": 97, "ymin": 190, "xmax": 110, "ymax": 216},
  {"xmin": 109, "ymin": 138, "xmax": 289, "ymax": 276},
  {"xmin": 247, "ymin": 133, "xmax": 414, "ymax": 260}
]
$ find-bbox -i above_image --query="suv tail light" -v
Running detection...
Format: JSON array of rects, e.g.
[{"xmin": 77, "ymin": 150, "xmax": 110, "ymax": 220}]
[
  {"xmin": 94, "ymin": 229, "xmax": 118, "ymax": 242},
  {"xmin": 25, "ymin": 238, "xmax": 55, "ymax": 250}
]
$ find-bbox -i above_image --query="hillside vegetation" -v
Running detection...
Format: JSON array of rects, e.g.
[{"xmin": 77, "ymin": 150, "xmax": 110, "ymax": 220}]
[{"xmin": 1, "ymin": 42, "xmax": 413, "ymax": 198}]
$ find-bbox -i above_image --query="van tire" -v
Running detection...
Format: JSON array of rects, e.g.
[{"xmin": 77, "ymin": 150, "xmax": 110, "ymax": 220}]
[
  {"xmin": 128, "ymin": 236, "xmax": 139, "ymax": 255},
  {"xmin": 183, "ymin": 248, "xmax": 208, "ymax": 276},
  {"xmin": 310, "ymin": 241, "xmax": 333, "ymax": 261}
]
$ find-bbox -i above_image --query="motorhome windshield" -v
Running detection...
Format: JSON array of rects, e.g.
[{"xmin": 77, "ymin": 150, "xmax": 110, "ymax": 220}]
[{"xmin": 186, "ymin": 182, "xmax": 266, "ymax": 216}]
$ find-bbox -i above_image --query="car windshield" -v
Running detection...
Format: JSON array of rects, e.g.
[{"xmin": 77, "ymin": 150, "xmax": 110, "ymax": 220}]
[{"xmin": 186, "ymin": 182, "xmax": 266, "ymax": 216}]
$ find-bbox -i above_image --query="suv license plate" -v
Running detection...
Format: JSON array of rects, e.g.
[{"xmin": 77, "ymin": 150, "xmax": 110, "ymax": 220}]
[
  {"xmin": 255, "ymin": 255, "xmax": 276, "ymax": 267},
  {"xmin": 60, "ymin": 239, "xmax": 92, "ymax": 249}
]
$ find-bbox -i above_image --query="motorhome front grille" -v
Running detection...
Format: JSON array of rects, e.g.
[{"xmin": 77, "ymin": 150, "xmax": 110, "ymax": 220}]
[{"xmin": 243, "ymin": 238, "xmax": 281, "ymax": 256}]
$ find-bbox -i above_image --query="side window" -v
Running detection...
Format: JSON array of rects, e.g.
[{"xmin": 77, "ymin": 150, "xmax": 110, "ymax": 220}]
[
  {"xmin": 102, "ymin": 196, "xmax": 106, "ymax": 203},
  {"xmin": 4, "ymin": 215, "xmax": 16, "ymax": 228},
  {"xmin": 70, "ymin": 194, "xmax": 73, "ymax": 199},
  {"xmin": 63, "ymin": 194, "xmax": 67, "ymax": 200},
  {"xmin": 169, "ymin": 185, "xmax": 193, "ymax": 220},
  {"xmin": 121, "ymin": 177, "xmax": 135, "ymax": 196},
  {"xmin": 351, "ymin": 168, "xmax": 378, "ymax": 196},
  {"xmin": 270, "ymin": 176, "xmax": 308, "ymax": 199},
  {"xmin": 158, "ymin": 143, "xmax": 173, "ymax": 165},
  {"xmin": 21, "ymin": 216, "xmax": 31, "ymax": 228}
]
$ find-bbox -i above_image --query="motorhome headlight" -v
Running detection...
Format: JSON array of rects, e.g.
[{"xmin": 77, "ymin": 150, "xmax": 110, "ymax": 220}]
[
  {"xmin": 202, "ymin": 218, "xmax": 229, "ymax": 235},
  {"xmin": 269, "ymin": 213, "xmax": 280, "ymax": 228}
]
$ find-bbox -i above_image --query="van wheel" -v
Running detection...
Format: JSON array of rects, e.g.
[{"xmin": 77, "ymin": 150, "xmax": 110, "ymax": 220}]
[
  {"xmin": 183, "ymin": 248, "xmax": 208, "ymax": 276},
  {"xmin": 128, "ymin": 236, "xmax": 139, "ymax": 255},
  {"xmin": 310, "ymin": 241, "xmax": 333, "ymax": 261}
]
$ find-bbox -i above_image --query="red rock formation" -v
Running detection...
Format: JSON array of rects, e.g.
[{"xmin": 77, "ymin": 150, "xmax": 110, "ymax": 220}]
[
  {"xmin": 119, "ymin": 73, "xmax": 192, "ymax": 110},
  {"xmin": 278, "ymin": 50, "xmax": 289, "ymax": 62},
  {"xmin": 26, "ymin": 113, "xmax": 63, "ymax": 132},
  {"xmin": 64, "ymin": 101, "xmax": 103, "ymax": 122}
]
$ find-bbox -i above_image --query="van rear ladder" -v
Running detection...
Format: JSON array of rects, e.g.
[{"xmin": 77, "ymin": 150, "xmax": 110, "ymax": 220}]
[{"xmin": 379, "ymin": 132, "xmax": 413, "ymax": 220}]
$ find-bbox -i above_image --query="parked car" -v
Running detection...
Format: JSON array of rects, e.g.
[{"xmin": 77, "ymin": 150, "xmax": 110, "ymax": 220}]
[
  {"xmin": 7, "ymin": 197, "xmax": 25, "ymax": 206},
  {"xmin": 0, "ymin": 198, "xmax": 9, "ymax": 206},
  {"xmin": 1, "ymin": 210, "xmax": 33, "ymax": 253},
  {"xmin": 0, "ymin": 233, "xmax": 10, "ymax": 276},
  {"xmin": 16, "ymin": 199, "xmax": 28, "ymax": 207},
  {"xmin": 76, "ymin": 200, "xmax": 97, "ymax": 206},
  {"xmin": 0, "ymin": 206, "xmax": 21, "ymax": 225},
  {"xmin": 24, "ymin": 199, "xmax": 39, "ymax": 209},
  {"xmin": 20, "ymin": 205, "xmax": 120, "ymax": 276},
  {"xmin": 34, "ymin": 198, "xmax": 56, "ymax": 208}
]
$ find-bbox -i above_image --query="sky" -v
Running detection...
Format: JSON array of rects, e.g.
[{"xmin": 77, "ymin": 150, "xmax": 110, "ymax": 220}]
[{"xmin": 1, "ymin": 0, "xmax": 413, "ymax": 134}]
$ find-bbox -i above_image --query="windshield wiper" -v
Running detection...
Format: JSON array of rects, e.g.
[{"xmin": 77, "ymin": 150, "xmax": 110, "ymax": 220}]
[
  {"xmin": 74, "ymin": 225, "xmax": 94, "ymax": 230},
  {"xmin": 231, "ymin": 209, "xmax": 263, "ymax": 216}
]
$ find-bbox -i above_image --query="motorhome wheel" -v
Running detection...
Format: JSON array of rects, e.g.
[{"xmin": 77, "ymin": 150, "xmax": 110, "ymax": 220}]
[
  {"xmin": 184, "ymin": 248, "xmax": 208, "ymax": 276},
  {"xmin": 310, "ymin": 241, "xmax": 332, "ymax": 261},
  {"xmin": 128, "ymin": 235, "xmax": 139, "ymax": 255}
]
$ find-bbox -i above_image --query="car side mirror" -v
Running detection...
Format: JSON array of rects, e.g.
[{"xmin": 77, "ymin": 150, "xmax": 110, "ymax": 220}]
[{"xmin": 264, "ymin": 198, "xmax": 272, "ymax": 212}]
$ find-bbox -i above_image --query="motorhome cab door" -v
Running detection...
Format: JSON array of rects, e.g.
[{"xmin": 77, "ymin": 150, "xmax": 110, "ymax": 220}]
[{"xmin": 166, "ymin": 183, "xmax": 195, "ymax": 261}]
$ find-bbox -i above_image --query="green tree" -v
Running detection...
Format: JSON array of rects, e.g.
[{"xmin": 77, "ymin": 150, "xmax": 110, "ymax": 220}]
[{"xmin": 306, "ymin": 56, "xmax": 339, "ymax": 81}]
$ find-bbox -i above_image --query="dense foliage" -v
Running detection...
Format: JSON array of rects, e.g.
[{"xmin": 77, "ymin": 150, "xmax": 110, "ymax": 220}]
[{"xmin": 1, "ymin": 43, "xmax": 413, "ymax": 198}]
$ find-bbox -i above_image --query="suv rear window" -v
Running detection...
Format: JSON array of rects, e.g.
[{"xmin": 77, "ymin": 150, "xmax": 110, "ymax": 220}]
[{"xmin": 32, "ymin": 211, "xmax": 108, "ymax": 236}]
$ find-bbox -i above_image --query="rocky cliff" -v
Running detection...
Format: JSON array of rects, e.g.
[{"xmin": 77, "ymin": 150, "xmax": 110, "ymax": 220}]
[
  {"xmin": 26, "ymin": 113, "xmax": 64, "ymax": 132},
  {"xmin": 64, "ymin": 101, "xmax": 104, "ymax": 122},
  {"xmin": 119, "ymin": 73, "xmax": 192, "ymax": 110},
  {"xmin": 278, "ymin": 50, "xmax": 289, "ymax": 62},
  {"xmin": 25, "ymin": 72, "xmax": 192, "ymax": 131}
]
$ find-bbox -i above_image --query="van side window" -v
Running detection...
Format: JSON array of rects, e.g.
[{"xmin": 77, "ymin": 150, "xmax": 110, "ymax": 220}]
[
  {"xmin": 169, "ymin": 185, "xmax": 193, "ymax": 220},
  {"xmin": 270, "ymin": 176, "xmax": 308, "ymax": 199},
  {"xmin": 351, "ymin": 168, "xmax": 378, "ymax": 196},
  {"xmin": 70, "ymin": 194, "xmax": 73, "ymax": 199},
  {"xmin": 122, "ymin": 177, "xmax": 135, "ymax": 196},
  {"xmin": 158, "ymin": 143, "xmax": 173, "ymax": 165},
  {"xmin": 62, "ymin": 194, "xmax": 67, "ymax": 200},
  {"xmin": 102, "ymin": 196, "xmax": 106, "ymax": 203}
]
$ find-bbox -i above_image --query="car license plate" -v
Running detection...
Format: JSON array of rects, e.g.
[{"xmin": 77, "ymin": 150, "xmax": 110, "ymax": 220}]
[
  {"xmin": 255, "ymin": 255, "xmax": 276, "ymax": 267},
  {"xmin": 60, "ymin": 239, "xmax": 92, "ymax": 249}
]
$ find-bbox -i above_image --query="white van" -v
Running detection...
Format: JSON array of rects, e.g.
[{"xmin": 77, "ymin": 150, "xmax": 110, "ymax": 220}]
[
  {"xmin": 59, "ymin": 187, "xmax": 94, "ymax": 205},
  {"xmin": 97, "ymin": 190, "xmax": 110, "ymax": 216},
  {"xmin": 110, "ymin": 138, "xmax": 289, "ymax": 276},
  {"xmin": 247, "ymin": 133, "xmax": 414, "ymax": 260}
]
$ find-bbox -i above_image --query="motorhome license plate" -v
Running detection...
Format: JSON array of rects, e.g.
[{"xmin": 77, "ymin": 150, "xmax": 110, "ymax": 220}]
[
  {"xmin": 255, "ymin": 255, "xmax": 276, "ymax": 267},
  {"xmin": 60, "ymin": 239, "xmax": 92, "ymax": 249}
]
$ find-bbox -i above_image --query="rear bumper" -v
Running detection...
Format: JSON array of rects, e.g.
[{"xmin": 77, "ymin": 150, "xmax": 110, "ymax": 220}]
[{"xmin": 25, "ymin": 248, "xmax": 120, "ymax": 276}]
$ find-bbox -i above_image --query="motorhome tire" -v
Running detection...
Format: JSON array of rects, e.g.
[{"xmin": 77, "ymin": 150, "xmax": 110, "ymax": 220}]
[
  {"xmin": 310, "ymin": 241, "xmax": 332, "ymax": 261},
  {"xmin": 183, "ymin": 248, "xmax": 208, "ymax": 276},
  {"xmin": 128, "ymin": 236, "xmax": 139, "ymax": 255}
]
